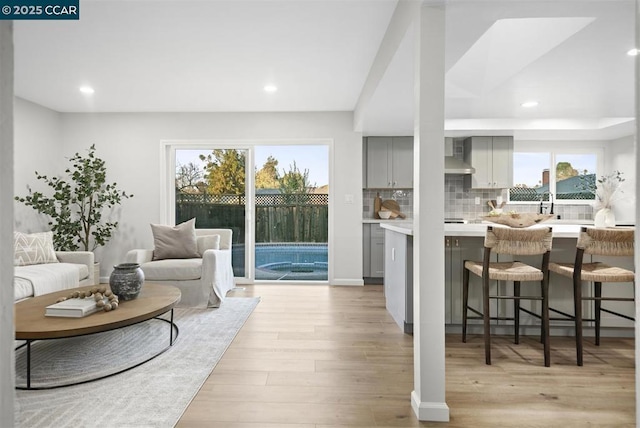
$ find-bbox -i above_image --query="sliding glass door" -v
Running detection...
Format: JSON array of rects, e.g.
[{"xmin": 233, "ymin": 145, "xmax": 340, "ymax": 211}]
[
  {"xmin": 254, "ymin": 145, "xmax": 328, "ymax": 281},
  {"xmin": 174, "ymin": 148, "xmax": 248, "ymax": 278}
]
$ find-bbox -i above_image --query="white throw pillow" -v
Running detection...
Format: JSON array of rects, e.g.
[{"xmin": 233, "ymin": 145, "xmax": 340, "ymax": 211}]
[
  {"xmin": 151, "ymin": 218, "xmax": 200, "ymax": 260},
  {"xmin": 14, "ymin": 231, "xmax": 59, "ymax": 266}
]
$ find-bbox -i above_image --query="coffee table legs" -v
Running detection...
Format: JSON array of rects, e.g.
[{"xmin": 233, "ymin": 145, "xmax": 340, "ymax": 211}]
[
  {"xmin": 170, "ymin": 308, "xmax": 175, "ymax": 345},
  {"xmin": 17, "ymin": 312, "xmax": 179, "ymax": 390},
  {"xmin": 26, "ymin": 340, "xmax": 31, "ymax": 390}
]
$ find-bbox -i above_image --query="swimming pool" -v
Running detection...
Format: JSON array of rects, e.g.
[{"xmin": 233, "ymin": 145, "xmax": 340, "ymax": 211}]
[{"xmin": 255, "ymin": 243, "xmax": 328, "ymax": 281}]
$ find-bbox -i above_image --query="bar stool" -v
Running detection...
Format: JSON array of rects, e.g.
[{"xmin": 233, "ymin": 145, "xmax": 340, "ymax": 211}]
[
  {"xmin": 549, "ymin": 226, "xmax": 634, "ymax": 366},
  {"xmin": 462, "ymin": 225, "xmax": 553, "ymax": 366}
]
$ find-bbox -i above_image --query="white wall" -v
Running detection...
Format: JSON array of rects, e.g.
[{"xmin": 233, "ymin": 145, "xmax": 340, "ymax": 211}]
[
  {"xmin": 12, "ymin": 110, "xmax": 364, "ymax": 284},
  {"xmin": 13, "ymin": 98, "xmax": 63, "ymax": 233},
  {"xmin": 606, "ymin": 135, "xmax": 636, "ymax": 224}
]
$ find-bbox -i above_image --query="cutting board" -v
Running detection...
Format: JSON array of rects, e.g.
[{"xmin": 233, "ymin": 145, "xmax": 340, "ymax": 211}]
[
  {"xmin": 381, "ymin": 200, "xmax": 406, "ymax": 219},
  {"xmin": 373, "ymin": 192, "xmax": 382, "ymax": 219}
]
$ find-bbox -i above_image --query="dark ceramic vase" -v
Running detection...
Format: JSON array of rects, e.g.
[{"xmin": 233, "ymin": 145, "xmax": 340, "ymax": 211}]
[{"xmin": 109, "ymin": 263, "xmax": 144, "ymax": 300}]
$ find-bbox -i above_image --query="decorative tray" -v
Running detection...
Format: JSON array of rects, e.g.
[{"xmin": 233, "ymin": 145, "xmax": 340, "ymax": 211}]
[{"xmin": 480, "ymin": 212, "xmax": 554, "ymax": 228}]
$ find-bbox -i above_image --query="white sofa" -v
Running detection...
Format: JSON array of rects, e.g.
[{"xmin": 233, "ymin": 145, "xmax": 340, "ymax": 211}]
[
  {"xmin": 125, "ymin": 228, "xmax": 235, "ymax": 308},
  {"xmin": 14, "ymin": 251, "xmax": 95, "ymax": 302}
]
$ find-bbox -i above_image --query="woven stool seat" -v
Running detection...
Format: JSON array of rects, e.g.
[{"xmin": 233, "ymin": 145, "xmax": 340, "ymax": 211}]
[
  {"xmin": 550, "ymin": 262, "xmax": 634, "ymax": 283},
  {"xmin": 465, "ymin": 260, "xmax": 544, "ymax": 282}
]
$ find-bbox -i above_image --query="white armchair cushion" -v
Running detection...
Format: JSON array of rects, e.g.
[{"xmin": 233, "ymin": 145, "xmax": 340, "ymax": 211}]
[
  {"xmin": 197, "ymin": 234, "xmax": 220, "ymax": 256},
  {"xmin": 14, "ymin": 231, "xmax": 58, "ymax": 266},
  {"xmin": 75, "ymin": 264, "xmax": 89, "ymax": 281},
  {"xmin": 141, "ymin": 258, "xmax": 203, "ymax": 281},
  {"xmin": 151, "ymin": 218, "xmax": 199, "ymax": 260}
]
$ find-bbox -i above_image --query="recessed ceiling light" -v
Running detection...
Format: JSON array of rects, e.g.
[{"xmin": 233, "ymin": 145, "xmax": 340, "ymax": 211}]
[
  {"xmin": 79, "ymin": 86, "xmax": 95, "ymax": 95},
  {"xmin": 264, "ymin": 85, "xmax": 277, "ymax": 93},
  {"xmin": 521, "ymin": 101, "xmax": 539, "ymax": 108},
  {"xmin": 627, "ymin": 48, "xmax": 639, "ymax": 56}
]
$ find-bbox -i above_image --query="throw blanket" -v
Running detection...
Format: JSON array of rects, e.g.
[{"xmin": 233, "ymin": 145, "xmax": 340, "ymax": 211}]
[{"xmin": 14, "ymin": 263, "xmax": 79, "ymax": 298}]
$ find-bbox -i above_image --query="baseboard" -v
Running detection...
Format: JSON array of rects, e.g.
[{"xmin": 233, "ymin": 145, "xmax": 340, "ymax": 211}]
[
  {"xmin": 331, "ymin": 278, "xmax": 364, "ymax": 286},
  {"xmin": 410, "ymin": 390, "xmax": 450, "ymax": 422}
]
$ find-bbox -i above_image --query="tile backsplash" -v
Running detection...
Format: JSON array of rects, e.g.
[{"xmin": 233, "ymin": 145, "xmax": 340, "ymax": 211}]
[
  {"xmin": 444, "ymin": 175, "xmax": 594, "ymax": 221},
  {"xmin": 363, "ymin": 189, "xmax": 413, "ymax": 218}
]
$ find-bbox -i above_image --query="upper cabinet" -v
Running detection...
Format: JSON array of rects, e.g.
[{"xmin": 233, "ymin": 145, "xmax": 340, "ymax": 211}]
[
  {"xmin": 364, "ymin": 137, "xmax": 413, "ymax": 188},
  {"xmin": 463, "ymin": 136, "xmax": 513, "ymax": 189}
]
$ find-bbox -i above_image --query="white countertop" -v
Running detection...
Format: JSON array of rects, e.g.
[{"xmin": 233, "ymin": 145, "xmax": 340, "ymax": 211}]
[
  {"xmin": 376, "ymin": 220, "xmax": 611, "ymax": 238},
  {"xmin": 380, "ymin": 221, "xmax": 413, "ymax": 235},
  {"xmin": 363, "ymin": 218, "xmax": 412, "ymax": 224}
]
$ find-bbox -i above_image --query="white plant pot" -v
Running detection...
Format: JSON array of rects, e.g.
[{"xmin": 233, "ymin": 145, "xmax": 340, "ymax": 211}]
[{"xmin": 594, "ymin": 208, "xmax": 616, "ymax": 228}]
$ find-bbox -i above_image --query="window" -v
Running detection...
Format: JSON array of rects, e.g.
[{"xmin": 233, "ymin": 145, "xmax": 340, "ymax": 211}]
[{"xmin": 509, "ymin": 151, "xmax": 598, "ymax": 202}]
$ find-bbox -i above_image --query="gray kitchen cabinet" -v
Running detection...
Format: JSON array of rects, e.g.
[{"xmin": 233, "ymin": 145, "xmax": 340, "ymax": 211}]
[
  {"xmin": 445, "ymin": 236, "xmax": 484, "ymax": 325},
  {"xmin": 363, "ymin": 223, "xmax": 385, "ymax": 278},
  {"xmin": 463, "ymin": 136, "xmax": 513, "ymax": 189},
  {"xmin": 365, "ymin": 137, "xmax": 413, "ymax": 188},
  {"xmin": 363, "ymin": 224, "xmax": 371, "ymax": 277}
]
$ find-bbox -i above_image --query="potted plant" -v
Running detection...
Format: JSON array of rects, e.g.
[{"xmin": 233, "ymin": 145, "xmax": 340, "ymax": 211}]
[{"xmin": 15, "ymin": 144, "xmax": 133, "ymax": 282}]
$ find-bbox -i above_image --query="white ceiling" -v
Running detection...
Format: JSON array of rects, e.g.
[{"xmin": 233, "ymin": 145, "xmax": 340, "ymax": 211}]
[{"xmin": 14, "ymin": 0, "xmax": 637, "ymax": 140}]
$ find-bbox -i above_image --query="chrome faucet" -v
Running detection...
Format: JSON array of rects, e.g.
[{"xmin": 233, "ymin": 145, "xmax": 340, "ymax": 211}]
[{"xmin": 539, "ymin": 192, "xmax": 554, "ymax": 214}]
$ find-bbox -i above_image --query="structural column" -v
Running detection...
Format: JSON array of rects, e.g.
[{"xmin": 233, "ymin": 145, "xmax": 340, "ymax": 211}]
[
  {"xmin": 411, "ymin": 3, "xmax": 449, "ymax": 422},
  {"xmin": 0, "ymin": 20, "xmax": 15, "ymax": 426},
  {"xmin": 634, "ymin": 1, "xmax": 639, "ymax": 426}
]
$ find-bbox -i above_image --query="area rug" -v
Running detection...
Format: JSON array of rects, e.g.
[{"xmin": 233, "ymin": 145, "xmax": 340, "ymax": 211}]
[{"xmin": 15, "ymin": 297, "xmax": 260, "ymax": 428}]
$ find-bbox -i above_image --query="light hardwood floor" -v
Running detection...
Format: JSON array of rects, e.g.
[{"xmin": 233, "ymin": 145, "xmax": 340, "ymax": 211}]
[{"xmin": 177, "ymin": 284, "xmax": 635, "ymax": 428}]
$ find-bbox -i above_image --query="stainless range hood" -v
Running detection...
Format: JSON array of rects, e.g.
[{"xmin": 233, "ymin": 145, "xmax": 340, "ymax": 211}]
[{"xmin": 444, "ymin": 137, "xmax": 475, "ymax": 174}]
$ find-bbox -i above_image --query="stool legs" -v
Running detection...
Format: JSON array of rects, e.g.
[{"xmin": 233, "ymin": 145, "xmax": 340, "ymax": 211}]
[
  {"xmin": 514, "ymin": 281, "xmax": 521, "ymax": 345},
  {"xmin": 483, "ymin": 273, "xmax": 491, "ymax": 365},
  {"xmin": 574, "ymin": 278, "xmax": 584, "ymax": 366},
  {"xmin": 462, "ymin": 266, "xmax": 469, "ymax": 343},
  {"xmin": 594, "ymin": 282, "xmax": 602, "ymax": 346},
  {"xmin": 542, "ymin": 276, "xmax": 550, "ymax": 367}
]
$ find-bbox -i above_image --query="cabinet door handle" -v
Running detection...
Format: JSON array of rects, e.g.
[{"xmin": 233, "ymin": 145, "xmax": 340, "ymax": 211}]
[
  {"xmin": 445, "ymin": 238, "xmax": 450, "ymax": 247},
  {"xmin": 455, "ymin": 239, "xmax": 459, "ymax": 247}
]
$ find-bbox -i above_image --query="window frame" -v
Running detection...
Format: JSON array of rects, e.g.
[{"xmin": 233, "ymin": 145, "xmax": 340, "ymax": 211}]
[{"xmin": 508, "ymin": 142, "xmax": 604, "ymax": 205}]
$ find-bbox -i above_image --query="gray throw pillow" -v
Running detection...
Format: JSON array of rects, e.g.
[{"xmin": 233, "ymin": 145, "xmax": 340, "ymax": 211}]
[{"xmin": 151, "ymin": 218, "xmax": 200, "ymax": 260}]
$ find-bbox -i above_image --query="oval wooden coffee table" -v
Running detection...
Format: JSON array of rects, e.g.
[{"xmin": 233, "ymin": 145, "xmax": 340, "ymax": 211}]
[{"xmin": 15, "ymin": 282, "xmax": 181, "ymax": 390}]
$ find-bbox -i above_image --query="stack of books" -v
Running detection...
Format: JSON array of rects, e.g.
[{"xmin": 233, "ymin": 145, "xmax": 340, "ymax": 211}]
[{"xmin": 45, "ymin": 297, "xmax": 106, "ymax": 318}]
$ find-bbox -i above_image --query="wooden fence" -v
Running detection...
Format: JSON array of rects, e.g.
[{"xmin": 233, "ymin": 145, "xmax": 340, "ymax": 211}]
[{"xmin": 176, "ymin": 193, "xmax": 328, "ymax": 243}]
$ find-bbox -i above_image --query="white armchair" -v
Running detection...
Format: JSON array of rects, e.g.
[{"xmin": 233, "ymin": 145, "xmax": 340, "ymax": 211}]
[{"xmin": 126, "ymin": 228, "xmax": 235, "ymax": 308}]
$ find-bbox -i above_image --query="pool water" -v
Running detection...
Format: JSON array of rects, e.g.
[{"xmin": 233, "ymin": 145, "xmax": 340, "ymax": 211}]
[{"xmin": 255, "ymin": 243, "xmax": 328, "ymax": 281}]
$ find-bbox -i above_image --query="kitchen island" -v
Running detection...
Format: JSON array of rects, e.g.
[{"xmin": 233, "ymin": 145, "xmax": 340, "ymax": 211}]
[
  {"xmin": 381, "ymin": 221, "xmax": 635, "ymax": 336},
  {"xmin": 380, "ymin": 221, "xmax": 413, "ymax": 333}
]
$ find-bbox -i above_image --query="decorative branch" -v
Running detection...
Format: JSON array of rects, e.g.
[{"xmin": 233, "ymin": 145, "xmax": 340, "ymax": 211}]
[{"xmin": 15, "ymin": 144, "xmax": 133, "ymax": 252}]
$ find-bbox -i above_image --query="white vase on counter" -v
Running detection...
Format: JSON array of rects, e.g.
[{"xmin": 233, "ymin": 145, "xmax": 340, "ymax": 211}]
[{"xmin": 594, "ymin": 207, "xmax": 616, "ymax": 228}]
